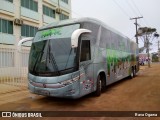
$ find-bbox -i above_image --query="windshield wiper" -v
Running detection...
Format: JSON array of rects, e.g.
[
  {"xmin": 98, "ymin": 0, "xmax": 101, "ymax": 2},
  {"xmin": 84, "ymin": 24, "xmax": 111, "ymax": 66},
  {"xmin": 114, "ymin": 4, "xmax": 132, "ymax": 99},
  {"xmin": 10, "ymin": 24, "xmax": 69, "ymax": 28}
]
[
  {"xmin": 64, "ymin": 48, "xmax": 72, "ymax": 70},
  {"xmin": 47, "ymin": 40, "xmax": 61, "ymax": 75},
  {"xmin": 32, "ymin": 44, "xmax": 46, "ymax": 74}
]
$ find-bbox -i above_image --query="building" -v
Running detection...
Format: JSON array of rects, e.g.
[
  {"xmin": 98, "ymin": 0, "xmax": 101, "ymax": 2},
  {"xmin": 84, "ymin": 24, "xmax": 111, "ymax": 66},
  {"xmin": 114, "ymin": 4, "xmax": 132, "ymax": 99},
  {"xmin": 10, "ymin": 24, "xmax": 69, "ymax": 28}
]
[{"xmin": 0, "ymin": 0, "xmax": 71, "ymax": 78}]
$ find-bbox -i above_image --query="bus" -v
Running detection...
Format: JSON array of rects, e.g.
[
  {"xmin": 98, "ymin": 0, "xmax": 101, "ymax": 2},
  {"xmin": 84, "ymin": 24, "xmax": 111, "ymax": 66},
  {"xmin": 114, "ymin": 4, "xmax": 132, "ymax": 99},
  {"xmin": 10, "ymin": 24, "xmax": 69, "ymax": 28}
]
[{"xmin": 18, "ymin": 17, "xmax": 139, "ymax": 99}]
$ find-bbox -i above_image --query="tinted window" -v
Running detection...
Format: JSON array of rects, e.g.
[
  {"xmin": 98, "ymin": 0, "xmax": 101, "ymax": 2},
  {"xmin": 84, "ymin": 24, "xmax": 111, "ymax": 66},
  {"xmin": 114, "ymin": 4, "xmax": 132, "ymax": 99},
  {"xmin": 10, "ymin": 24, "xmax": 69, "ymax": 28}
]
[
  {"xmin": 21, "ymin": 0, "xmax": 38, "ymax": 12},
  {"xmin": 59, "ymin": 13, "xmax": 69, "ymax": 20},
  {"xmin": 61, "ymin": 0, "xmax": 68, "ymax": 4},
  {"xmin": 34, "ymin": 24, "xmax": 80, "ymax": 43},
  {"xmin": 43, "ymin": 5, "xmax": 55, "ymax": 18},
  {"xmin": 21, "ymin": 24, "xmax": 38, "ymax": 37},
  {"xmin": 0, "ymin": 19, "xmax": 13, "ymax": 34},
  {"xmin": 80, "ymin": 40, "xmax": 91, "ymax": 62}
]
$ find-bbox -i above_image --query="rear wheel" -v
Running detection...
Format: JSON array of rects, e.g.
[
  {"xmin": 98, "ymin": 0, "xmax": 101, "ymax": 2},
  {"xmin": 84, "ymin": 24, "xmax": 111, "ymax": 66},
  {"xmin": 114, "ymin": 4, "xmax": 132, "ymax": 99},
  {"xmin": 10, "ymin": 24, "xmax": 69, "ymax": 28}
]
[
  {"xmin": 130, "ymin": 67, "xmax": 134, "ymax": 79},
  {"xmin": 94, "ymin": 75, "xmax": 102, "ymax": 96},
  {"xmin": 134, "ymin": 67, "xmax": 136, "ymax": 77}
]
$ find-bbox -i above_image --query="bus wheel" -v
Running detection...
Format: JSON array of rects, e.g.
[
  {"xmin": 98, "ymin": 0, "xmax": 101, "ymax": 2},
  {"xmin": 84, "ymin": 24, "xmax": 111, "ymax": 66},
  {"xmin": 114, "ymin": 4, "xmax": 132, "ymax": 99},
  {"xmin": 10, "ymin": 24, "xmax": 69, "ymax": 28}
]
[
  {"xmin": 134, "ymin": 68, "xmax": 136, "ymax": 77},
  {"xmin": 94, "ymin": 75, "xmax": 102, "ymax": 96},
  {"xmin": 130, "ymin": 67, "xmax": 134, "ymax": 79}
]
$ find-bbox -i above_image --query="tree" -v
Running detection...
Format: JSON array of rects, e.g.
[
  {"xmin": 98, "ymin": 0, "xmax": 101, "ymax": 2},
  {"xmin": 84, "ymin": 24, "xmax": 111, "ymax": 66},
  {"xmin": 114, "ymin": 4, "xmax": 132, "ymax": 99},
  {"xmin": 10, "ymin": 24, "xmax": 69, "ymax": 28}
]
[{"xmin": 137, "ymin": 27, "xmax": 159, "ymax": 67}]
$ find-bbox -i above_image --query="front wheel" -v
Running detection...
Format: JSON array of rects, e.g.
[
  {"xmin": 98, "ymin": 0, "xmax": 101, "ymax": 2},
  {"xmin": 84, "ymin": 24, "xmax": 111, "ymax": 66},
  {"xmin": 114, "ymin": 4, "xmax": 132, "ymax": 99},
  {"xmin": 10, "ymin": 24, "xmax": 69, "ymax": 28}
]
[{"xmin": 94, "ymin": 75, "xmax": 102, "ymax": 96}]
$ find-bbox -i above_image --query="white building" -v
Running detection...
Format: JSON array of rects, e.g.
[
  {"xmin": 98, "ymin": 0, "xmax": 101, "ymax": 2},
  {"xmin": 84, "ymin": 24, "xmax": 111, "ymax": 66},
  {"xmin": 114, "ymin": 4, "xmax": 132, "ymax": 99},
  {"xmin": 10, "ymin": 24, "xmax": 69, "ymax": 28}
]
[{"xmin": 0, "ymin": 0, "xmax": 71, "ymax": 78}]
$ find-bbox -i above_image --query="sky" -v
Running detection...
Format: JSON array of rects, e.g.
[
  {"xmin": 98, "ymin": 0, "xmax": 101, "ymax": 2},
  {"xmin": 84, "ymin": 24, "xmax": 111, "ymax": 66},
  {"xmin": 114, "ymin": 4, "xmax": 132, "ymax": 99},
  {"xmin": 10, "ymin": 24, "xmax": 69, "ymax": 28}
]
[{"xmin": 71, "ymin": 0, "xmax": 160, "ymax": 52}]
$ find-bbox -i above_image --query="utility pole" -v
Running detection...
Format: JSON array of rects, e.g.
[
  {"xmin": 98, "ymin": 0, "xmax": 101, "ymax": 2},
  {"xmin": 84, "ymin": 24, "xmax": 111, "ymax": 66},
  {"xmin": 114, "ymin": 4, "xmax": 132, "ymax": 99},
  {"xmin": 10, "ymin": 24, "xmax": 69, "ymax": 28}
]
[
  {"xmin": 146, "ymin": 35, "xmax": 150, "ymax": 67},
  {"xmin": 130, "ymin": 16, "xmax": 143, "ymax": 44}
]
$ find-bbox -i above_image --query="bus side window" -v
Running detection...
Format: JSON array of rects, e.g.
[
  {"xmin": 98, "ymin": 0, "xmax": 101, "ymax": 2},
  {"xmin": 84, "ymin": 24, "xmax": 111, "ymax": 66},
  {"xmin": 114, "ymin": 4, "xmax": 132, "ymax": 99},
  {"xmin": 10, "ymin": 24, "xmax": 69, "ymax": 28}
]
[{"xmin": 80, "ymin": 40, "xmax": 91, "ymax": 62}]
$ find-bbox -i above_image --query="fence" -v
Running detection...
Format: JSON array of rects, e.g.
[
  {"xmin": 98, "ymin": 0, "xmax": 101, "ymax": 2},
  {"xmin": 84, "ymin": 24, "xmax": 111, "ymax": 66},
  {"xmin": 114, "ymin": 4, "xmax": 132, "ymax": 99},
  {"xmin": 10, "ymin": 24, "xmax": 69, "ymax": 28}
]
[{"xmin": 0, "ymin": 45, "xmax": 30, "ymax": 94}]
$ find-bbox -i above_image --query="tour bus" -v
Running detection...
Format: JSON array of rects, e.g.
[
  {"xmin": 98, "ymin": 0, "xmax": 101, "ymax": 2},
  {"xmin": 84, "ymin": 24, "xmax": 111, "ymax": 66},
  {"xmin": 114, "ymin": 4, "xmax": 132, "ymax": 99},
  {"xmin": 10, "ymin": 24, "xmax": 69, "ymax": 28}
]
[{"xmin": 18, "ymin": 17, "xmax": 139, "ymax": 98}]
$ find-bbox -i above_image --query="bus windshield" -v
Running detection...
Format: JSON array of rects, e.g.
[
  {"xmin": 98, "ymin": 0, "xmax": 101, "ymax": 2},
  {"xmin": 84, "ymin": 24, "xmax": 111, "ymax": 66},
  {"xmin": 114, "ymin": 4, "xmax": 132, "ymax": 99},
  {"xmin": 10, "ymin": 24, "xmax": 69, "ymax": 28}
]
[{"xmin": 29, "ymin": 24, "xmax": 80, "ymax": 76}]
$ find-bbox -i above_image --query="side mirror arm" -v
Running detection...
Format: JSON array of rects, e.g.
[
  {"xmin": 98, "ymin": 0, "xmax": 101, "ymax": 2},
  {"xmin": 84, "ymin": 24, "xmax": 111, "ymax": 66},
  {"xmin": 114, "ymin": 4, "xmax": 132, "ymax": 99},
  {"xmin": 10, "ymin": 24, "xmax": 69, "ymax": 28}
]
[
  {"xmin": 71, "ymin": 29, "xmax": 91, "ymax": 48},
  {"xmin": 17, "ymin": 37, "xmax": 33, "ymax": 52}
]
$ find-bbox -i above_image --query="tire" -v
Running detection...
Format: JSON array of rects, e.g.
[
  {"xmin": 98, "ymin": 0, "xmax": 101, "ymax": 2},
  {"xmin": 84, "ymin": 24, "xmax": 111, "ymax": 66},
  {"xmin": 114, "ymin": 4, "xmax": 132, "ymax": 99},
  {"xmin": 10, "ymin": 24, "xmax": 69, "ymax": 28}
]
[
  {"xmin": 133, "ymin": 68, "xmax": 136, "ymax": 77},
  {"xmin": 94, "ymin": 75, "xmax": 102, "ymax": 96},
  {"xmin": 130, "ymin": 68, "xmax": 134, "ymax": 79}
]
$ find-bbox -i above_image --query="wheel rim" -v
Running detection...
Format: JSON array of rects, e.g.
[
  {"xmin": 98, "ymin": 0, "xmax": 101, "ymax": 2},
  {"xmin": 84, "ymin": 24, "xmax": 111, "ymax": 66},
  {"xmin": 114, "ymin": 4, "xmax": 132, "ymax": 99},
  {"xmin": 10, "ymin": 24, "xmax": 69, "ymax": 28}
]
[
  {"xmin": 99, "ymin": 79, "xmax": 102, "ymax": 91},
  {"xmin": 131, "ymin": 70, "xmax": 133, "ymax": 77},
  {"xmin": 134, "ymin": 69, "xmax": 136, "ymax": 76}
]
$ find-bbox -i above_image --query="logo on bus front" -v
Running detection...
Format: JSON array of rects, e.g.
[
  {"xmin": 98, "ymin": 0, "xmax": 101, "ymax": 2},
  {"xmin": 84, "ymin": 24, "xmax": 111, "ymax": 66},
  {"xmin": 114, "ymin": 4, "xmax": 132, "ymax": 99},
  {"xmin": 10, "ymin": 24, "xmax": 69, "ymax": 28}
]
[{"xmin": 41, "ymin": 29, "xmax": 61, "ymax": 38}]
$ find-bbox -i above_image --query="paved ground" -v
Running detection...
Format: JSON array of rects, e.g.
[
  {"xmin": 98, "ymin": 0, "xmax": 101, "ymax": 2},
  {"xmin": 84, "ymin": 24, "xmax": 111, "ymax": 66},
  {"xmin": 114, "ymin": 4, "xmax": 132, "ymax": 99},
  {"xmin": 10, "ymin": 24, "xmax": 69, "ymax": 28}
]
[{"xmin": 0, "ymin": 63, "xmax": 160, "ymax": 120}]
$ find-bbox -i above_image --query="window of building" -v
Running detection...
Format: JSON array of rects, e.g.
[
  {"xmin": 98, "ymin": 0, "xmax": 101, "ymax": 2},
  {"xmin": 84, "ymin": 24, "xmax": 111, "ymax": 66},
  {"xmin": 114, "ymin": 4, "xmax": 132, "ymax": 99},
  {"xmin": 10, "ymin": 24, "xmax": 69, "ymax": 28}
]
[
  {"xmin": 21, "ymin": 24, "xmax": 38, "ymax": 37},
  {"xmin": 43, "ymin": 5, "xmax": 55, "ymax": 18},
  {"xmin": 21, "ymin": 0, "xmax": 38, "ymax": 12},
  {"xmin": 5, "ymin": 0, "xmax": 13, "ymax": 3},
  {"xmin": 59, "ymin": 13, "xmax": 69, "ymax": 20},
  {"xmin": 61, "ymin": 0, "xmax": 68, "ymax": 4},
  {"xmin": 80, "ymin": 40, "xmax": 91, "ymax": 62},
  {"xmin": 0, "ymin": 18, "xmax": 13, "ymax": 34}
]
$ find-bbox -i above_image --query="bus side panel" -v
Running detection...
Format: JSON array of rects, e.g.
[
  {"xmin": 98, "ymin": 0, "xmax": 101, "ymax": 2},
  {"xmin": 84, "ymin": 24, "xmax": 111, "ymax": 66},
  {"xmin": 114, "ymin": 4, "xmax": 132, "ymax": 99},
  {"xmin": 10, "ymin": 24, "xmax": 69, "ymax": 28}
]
[
  {"xmin": 79, "ymin": 64, "xmax": 94, "ymax": 96},
  {"xmin": 130, "ymin": 41, "xmax": 139, "ymax": 73},
  {"xmin": 93, "ymin": 47, "xmax": 108, "ymax": 90},
  {"xmin": 82, "ymin": 22, "xmax": 109, "ymax": 90},
  {"xmin": 79, "ymin": 34, "xmax": 95, "ymax": 96}
]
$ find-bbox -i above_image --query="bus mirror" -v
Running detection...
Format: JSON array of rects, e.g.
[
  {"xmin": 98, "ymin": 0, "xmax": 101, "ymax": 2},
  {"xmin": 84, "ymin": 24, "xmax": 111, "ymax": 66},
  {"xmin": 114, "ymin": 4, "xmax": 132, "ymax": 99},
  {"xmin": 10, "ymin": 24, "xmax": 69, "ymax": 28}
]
[
  {"xmin": 17, "ymin": 37, "xmax": 33, "ymax": 52},
  {"xmin": 71, "ymin": 29, "xmax": 91, "ymax": 48}
]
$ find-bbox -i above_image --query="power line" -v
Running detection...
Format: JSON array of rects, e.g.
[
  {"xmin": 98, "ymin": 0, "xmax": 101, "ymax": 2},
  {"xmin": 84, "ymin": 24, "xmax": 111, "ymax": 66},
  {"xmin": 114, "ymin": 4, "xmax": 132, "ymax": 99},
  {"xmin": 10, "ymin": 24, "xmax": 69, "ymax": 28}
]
[
  {"xmin": 112, "ymin": 0, "xmax": 131, "ymax": 18},
  {"xmin": 125, "ymin": 0, "xmax": 140, "ymax": 17},
  {"xmin": 130, "ymin": 0, "xmax": 150, "ymax": 26},
  {"xmin": 130, "ymin": 0, "xmax": 143, "ymax": 16},
  {"xmin": 138, "ymin": 19, "xmax": 147, "ymax": 27},
  {"xmin": 71, "ymin": 10, "xmax": 84, "ymax": 18},
  {"xmin": 125, "ymin": 0, "xmax": 146, "ymax": 27},
  {"xmin": 128, "ymin": 1, "xmax": 147, "ymax": 27},
  {"xmin": 112, "ymin": 0, "xmax": 146, "ymax": 27}
]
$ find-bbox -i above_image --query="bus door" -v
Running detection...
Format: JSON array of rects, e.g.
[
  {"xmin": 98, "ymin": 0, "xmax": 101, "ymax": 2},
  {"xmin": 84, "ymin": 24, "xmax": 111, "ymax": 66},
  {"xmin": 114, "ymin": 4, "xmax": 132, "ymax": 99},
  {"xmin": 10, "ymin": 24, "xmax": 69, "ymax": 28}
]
[{"xmin": 79, "ymin": 35, "xmax": 94, "ymax": 96}]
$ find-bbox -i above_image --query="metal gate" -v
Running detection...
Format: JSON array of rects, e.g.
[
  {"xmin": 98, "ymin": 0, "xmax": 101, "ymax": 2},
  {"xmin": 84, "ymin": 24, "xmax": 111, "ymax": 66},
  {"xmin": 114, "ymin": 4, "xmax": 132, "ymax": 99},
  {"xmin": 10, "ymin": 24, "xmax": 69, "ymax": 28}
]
[{"xmin": 0, "ymin": 45, "xmax": 30, "ymax": 94}]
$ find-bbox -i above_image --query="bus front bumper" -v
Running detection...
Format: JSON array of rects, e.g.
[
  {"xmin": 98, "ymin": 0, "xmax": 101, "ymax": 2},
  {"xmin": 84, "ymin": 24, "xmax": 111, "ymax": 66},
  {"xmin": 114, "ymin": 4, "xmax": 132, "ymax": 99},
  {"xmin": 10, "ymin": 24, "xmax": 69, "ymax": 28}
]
[{"xmin": 28, "ymin": 81, "xmax": 81, "ymax": 99}]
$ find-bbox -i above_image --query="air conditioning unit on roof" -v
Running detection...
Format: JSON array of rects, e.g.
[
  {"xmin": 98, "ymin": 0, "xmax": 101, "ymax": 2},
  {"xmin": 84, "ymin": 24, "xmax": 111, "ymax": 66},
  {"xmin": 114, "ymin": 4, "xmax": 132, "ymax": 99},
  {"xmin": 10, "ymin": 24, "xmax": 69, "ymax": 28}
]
[
  {"xmin": 14, "ymin": 18, "xmax": 23, "ymax": 26},
  {"xmin": 56, "ymin": 8, "xmax": 62, "ymax": 14}
]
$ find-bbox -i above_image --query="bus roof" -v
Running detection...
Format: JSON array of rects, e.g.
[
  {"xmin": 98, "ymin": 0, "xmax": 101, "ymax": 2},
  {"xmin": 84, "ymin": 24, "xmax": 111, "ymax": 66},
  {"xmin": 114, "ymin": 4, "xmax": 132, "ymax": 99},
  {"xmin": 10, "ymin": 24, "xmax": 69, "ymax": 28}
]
[{"xmin": 39, "ymin": 17, "xmax": 130, "ymax": 40}]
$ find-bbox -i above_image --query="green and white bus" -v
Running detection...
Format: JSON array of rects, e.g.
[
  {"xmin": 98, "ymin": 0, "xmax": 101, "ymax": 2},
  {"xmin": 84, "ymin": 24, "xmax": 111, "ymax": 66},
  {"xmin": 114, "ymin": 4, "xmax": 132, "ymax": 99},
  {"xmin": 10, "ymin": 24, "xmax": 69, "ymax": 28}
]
[{"xmin": 18, "ymin": 17, "xmax": 139, "ymax": 98}]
